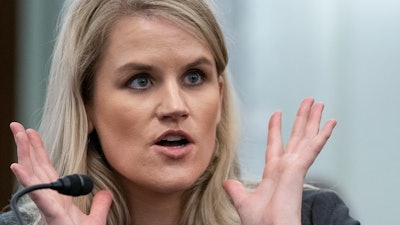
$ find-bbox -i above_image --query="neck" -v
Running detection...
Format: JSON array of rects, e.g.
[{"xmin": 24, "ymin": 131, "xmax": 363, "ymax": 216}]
[{"xmin": 126, "ymin": 186, "xmax": 186, "ymax": 225}]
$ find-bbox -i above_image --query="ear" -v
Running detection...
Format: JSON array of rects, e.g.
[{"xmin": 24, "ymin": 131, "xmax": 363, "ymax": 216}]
[
  {"xmin": 218, "ymin": 75, "xmax": 224, "ymax": 101},
  {"xmin": 216, "ymin": 75, "xmax": 224, "ymax": 124},
  {"xmin": 86, "ymin": 107, "xmax": 94, "ymax": 134},
  {"xmin": 88, "ymin": 118, "xmax": 94, "ymax": 134}
]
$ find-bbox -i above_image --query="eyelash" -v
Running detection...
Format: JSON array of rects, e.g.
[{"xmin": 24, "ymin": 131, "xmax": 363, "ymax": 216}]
[
  {"xmin": 183, "ymin": 69, "xmax": 207, "ymax": 86},
  {"xmin": 126, "ymin": 69, "xmax": 207, "ymax": 90},
  {"xmin": 126, "ymin": 73, "xmax": 152, "ymax": 90}
]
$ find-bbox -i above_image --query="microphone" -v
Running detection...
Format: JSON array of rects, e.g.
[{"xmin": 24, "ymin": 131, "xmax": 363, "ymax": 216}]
[
  {"xmin": 51, "ymin": 174, "xmax": 93, "ymax": 196},
  {"xmin": 10, "ymin": 174, "xmax": 94, "ymax": 225}
]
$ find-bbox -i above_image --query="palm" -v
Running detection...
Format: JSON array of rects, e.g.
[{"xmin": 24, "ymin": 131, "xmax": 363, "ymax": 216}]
[
  {"xmin": 223, "ymin": 98, "xmax": 337, "ymax": 225},
  {"xmin": 9, "ymin": 122, "xmax": 112, "ymax": 225}
]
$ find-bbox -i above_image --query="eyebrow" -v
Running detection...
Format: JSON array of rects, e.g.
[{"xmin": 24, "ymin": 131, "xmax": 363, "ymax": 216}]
[
  {"xmin": 116, "ymin": 62, "xmax": 154, "ymax": 75},
  {"xmin": 184, "ymin": 57, "xmax": 214, "ymax": 70},
  {"xmin": 115, "ymin": 56, "xmax": 214, "ymax": 75}
]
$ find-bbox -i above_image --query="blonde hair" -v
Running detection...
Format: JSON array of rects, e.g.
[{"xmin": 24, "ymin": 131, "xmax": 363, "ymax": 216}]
[{"xmin": 33, "ymin": 0, "xmax": 241, "ymax": 224}]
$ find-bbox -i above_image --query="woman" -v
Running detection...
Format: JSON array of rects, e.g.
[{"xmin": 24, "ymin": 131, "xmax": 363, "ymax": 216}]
[{"xmin": 2, "ymin": 0, "xmax": 359, "ymax": 224}]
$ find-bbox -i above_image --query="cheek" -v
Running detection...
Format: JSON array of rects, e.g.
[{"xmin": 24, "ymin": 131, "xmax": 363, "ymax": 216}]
[
  {"xmin": 194, "ymin": 91, "xmax": 222, "ymax": 126},
  {"xmin": 94, "ymin": 106, "xmax": 154, "ymax": 180},
  {"xmin": 190, "ymin": 91, "xmax": 222, "ymax": 150},
  {"xmin": 90, "ymin": 96, "xmax": 150, "ymax": 155}
]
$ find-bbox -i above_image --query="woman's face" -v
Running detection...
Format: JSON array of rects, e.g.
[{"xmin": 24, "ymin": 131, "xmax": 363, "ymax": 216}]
[{"xmin": 86, "ymin": 16, "xmax": 224, "ymax": 195}]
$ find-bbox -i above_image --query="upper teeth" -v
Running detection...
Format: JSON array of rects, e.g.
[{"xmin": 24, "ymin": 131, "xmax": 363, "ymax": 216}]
[{"xmin": 162, "ymin": 136, "xmax": 183, "ymax": 141}]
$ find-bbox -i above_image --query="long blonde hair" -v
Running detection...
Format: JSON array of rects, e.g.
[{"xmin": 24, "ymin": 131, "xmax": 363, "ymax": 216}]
[{"xmin": 35, "ymin": 0, "xmax": 241, "ymax": 224}]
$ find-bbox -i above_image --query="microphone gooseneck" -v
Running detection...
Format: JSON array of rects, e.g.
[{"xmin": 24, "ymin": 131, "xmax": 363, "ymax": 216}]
[{"xmin": 10, "ymin": 174, "xmax": 93, "ymax": 225}]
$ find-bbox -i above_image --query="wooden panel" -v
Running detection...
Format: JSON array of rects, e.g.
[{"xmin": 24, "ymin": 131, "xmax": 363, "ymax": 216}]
[{"xmin": 0, "ymin": 0, "xmax": 17, "ymax": 210}]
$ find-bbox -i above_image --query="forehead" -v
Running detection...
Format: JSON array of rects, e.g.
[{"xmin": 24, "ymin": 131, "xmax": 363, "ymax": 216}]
[
  {"xmin": 109, "ymin": 15, "xmax": 206, "ymax": 48},
  {"xmin": 101, "ymin": 16, "xmax": 214, "ymax": 65}
]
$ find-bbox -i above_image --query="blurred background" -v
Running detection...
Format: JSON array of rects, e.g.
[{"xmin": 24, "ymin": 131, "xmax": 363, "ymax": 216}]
[{"xmin": 1, "ymin": 0, "xmax": 399, "ymax": 224}]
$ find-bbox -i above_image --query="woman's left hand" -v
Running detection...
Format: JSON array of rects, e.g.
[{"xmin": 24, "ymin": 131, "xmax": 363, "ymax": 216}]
[{"xmin": 223, "ymin": 98, "xmax": 337, "ymax": 225}]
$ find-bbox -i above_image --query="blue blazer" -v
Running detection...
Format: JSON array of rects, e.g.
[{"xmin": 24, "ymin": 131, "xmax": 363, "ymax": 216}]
[
  {"xmin": 0, "ymin": 188, "xmax": 360, "ymax": 225},
  {"xmin": 302, "ymin": 188, "xmax": 360, "ymax": 225}
]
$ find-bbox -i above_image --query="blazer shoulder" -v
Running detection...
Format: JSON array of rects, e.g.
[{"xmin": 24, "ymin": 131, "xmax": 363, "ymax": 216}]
[
  {"xmin": 301, "ymin": 188, "xmax": 360, "ymax": 225},
  {"xmin": 0, "ymin": 210, "xmax": 35, "ymax": 225},
  {"xmin": 0, "ymin": 211, "xmax": 18, "ymax": 225}
]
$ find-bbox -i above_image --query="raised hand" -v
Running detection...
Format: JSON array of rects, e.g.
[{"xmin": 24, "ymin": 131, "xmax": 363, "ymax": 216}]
[
  {"xmin": 223, "ymin": 98, "xmax": 337, "ymax": 225},
  {"xmin": 9, "ymin": 122, "xmax": 112, "ymax": 225}
]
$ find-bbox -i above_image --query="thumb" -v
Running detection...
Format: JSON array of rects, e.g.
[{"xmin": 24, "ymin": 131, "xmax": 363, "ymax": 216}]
[
  {"xmin": 222, "ymin": 179, "xmax": 248, "ymax": 209},
  {"xmin": 89, "ymin": 190, "xmax": 113, "ymax": 223}
]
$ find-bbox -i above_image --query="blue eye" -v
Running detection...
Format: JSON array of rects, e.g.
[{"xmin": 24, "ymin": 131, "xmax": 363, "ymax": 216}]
[
  {"xmin": 127, "ymin": 74, "xmax": 151, "ymax": 89},
  {"xmin": 184, "ymin": 69, "xmax": 204, "ymax": 85}
]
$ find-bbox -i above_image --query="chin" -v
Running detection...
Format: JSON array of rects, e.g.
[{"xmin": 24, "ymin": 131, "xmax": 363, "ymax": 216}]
[
  {"xmin": 157, "ymin": 178, "xmax": 199, "ymax": 193},
  {"xmin": 147, "ymin": 170, "xmax": 206, "ymax": 194}
]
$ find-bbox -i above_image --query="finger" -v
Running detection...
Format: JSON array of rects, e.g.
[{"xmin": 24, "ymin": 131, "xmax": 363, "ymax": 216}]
[
  {"xmin": 89, "ymin": 190, "xmax": 113, "ymax": 224},
  {"xmin": 304, "ymin": 102, "xmax": 324, "ymax": 137},
  {"xmin": 24, "ymin": 130, "xmax": 42, "ymax": 174},
  {"xmin": 302, "ymin": 119, "xmax": 337, "ymax": 167},
  {"xmin": 19, "ymin": 129, "xmax": 53, "ymax": 184},
  {"xmin": 266, "ymin": 111, "xmax": 283, "ymax": 159},
  {"xmin": 222, "ymin": 179, "xmax": 248, "ymax": 210},
  {"xmin": 10, "ymin": 123, "xmax": 32, "ymax": 168},
  {"xmin": 10, "ymin": 163, "xmax": 31, "ymax": 187},
  {"xmin": 10, "ymin": 122, "xmax": 26, "ymax": 137},
  {"xmin": 10, "ymin": 123, "xmax": 58, "ymax": 186},
  {"xmin": 263, "ymin": 111, "xmax": 284, "ymax": 179},
  {"xmin": 290, "ymin": 98, "xmax": 314, "ymax": 138},
  {"xmin": 286, "ymin": 98, "xmax": 314, "ymax": 153},
  {"xmin": 13, "ymin": 131, "xmax": 36, "ymax": 185},
  {"xmin": 26, "ymin": 129, "xmax": 58, "ymax": 181},
  {"xmin": 26, "ymin": 129, "xmax": 50, "ymax": 164},
  {"xmin": 311, "ymin": 119, "xmax": 337, "ymax": 154}
]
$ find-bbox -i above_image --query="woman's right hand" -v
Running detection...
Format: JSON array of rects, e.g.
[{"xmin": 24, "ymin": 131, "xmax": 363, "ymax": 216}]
[{"xmin": 9, "ymin": 122, "xmax": 112, "ymax": 225}]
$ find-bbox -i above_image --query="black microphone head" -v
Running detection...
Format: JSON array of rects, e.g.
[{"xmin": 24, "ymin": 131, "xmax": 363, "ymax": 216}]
[{"xmin": 52, "ymin": 174, "xmax": 93, "ymax": 196}]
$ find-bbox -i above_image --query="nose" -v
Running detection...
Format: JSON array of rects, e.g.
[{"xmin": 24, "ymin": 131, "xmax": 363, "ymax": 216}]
[{"xmin": 156, "ymin": 81, "xmax": 189, "ymax": 121}]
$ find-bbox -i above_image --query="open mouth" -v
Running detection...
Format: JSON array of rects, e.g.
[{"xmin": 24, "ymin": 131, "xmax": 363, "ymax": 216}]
[{"xmin": 156, "ymin": 136, "xmax": 189, "ymax": 147}]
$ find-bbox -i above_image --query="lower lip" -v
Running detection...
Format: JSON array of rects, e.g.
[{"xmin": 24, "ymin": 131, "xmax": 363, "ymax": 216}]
[{"xmin": 153, "ymin": 144, "xmax": 192, "ymax": 159}]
